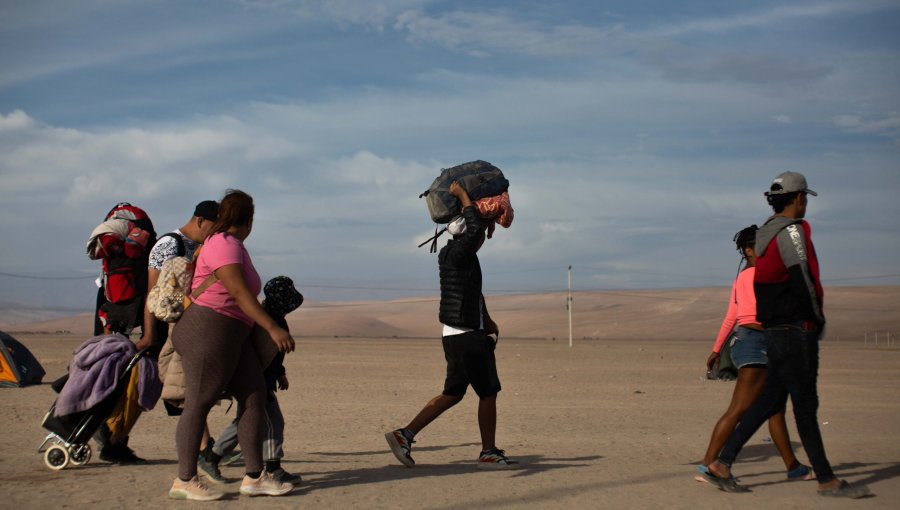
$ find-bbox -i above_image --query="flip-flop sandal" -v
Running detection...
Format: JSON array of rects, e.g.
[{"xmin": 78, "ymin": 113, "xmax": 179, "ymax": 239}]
[
  {"xmin": 695, "ymin": 464, "xmax": 738, "ymax": 483},
  {"xmin": 700, "ymin": 471, "xmax": 750, "ymax": 493},
  {"xmin": 787, "ymin": 463, "xmax": 814, "ymax": 481},
  {"xmin": 694, "ymin": 464, "xmax": 710, "ymax": 482},
  {"xmin": 818, "ymin": 480, "xmax": 870, "ymax": 499}
]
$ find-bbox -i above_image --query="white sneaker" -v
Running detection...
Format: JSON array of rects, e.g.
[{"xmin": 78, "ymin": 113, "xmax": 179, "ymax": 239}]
[
  {"xmin": 239, "ymin": 471, "xmax": 293, "ymax": 497},
  {"xmin": 385, "ymin": 429, "xmax": 415, "ymax": 467},
  {"xmin": 168, "ymin": 476, "xmax": 224, "ymax": 501}
]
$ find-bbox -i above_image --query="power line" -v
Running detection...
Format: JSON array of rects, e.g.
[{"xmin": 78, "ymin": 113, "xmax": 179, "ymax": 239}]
[{"xmin": 0, "ymin": 271, "xmax": 95, "ymax": 281}]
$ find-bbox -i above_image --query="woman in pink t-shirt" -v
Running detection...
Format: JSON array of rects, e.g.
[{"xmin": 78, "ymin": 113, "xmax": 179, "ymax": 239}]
[
  {"xmin": 169, "ymin": 190, "xmax": 295, "ymax": 501},
  {"xmin": 697, "ymin": 225, "xmax": 812, "ymax": 483}
]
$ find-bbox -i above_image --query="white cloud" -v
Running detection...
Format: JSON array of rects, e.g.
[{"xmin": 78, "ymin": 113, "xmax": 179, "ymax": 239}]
[
  {"xmin": 0, "ymin": 110, "xmax": 36, "ymax": 131},
  {"xmin": 774, "ymin": 114, "xmax": 792, "ymax": 124},
  {"xmin": 651, "ymin": 0, "xmax": 898, "ymax": 37},
  {"xmin": 394, "ymin": 9, "xmax": 623, "ymax": 58},
  {"xmin": 834, "ymin": 113, "xmax": 900, "ymax": 138}
]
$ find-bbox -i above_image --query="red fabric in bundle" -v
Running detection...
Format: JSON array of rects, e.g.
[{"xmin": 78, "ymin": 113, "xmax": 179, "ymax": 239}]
[{"xmin": 474, "ymin": 191, "xmax": 514, "ymax": 228}]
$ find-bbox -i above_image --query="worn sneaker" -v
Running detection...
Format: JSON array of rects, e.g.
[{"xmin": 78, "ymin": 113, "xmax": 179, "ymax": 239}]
[
  {"xmin": 239, "ymin": 471, "xmax": 293, "ymax": 497},
  {"xmin": 385, "ymin": 429, "xmax": 415, "ymax": 467},
  {"xmin": 270, "ymin": 467, "xmax": 302, "ymax": 484},
  {"xmin": 100, "ymin": 443, "xmax": 147, "ymax": 465},
  {"xmin": 197, "ymin": 455, "xmax": 227, "ymax": 485},
  {"xmin": 168, "ymin": 476, "xmax": 224, "ymax": 501},
  {"xmin": 221, "ymin": 451, "xmax": 243, "ymax": 466},
  {"xmin": 477, "ymin": 448, "xmax": 520, "ymax": 470}
]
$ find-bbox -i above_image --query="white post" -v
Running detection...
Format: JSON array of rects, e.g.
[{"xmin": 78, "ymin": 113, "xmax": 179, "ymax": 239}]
[{"xmin": 567, "ymin": 265, "xmax": 573, "ymax": 348}]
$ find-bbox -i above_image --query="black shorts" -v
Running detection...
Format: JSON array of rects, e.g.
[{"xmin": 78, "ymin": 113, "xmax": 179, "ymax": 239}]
[{"xmin": 441, "ymin": 330, "xmax": 501, "ymax": 398}]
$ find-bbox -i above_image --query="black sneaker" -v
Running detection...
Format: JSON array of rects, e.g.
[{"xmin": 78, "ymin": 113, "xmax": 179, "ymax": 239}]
[
  {"xmin": 100, "ymin": 443, "xmax": 147, "ymax": 465},
  {"xmin": 270, "ymin": 467, "xmax": 302, "ymax": 484},
  {"xmin": 198, "ymin": 455, "xmax": 227, "ymax": 484},
  {"xmin": 385, "ymin": 429, "xmax": 415, "ymax": 467},
  {"xmin": 221, "ymin": 451, "xmax": 243, "ymax": 466}
]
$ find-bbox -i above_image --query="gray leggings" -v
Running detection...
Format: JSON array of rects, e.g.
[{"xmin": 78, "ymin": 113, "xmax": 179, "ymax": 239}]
[
  {"xmin": 213, "ymin": 396, "xmax": 285, "ymax": 462},
  {"xmin": 172, "ymin": 304, "xmax": 266, "ymax": 480}
]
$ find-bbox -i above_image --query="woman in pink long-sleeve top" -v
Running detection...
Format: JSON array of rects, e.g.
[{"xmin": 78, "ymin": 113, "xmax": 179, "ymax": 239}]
[{"xmin": 697, "ymin": 225, "xmax": 813, "ymax": 482}]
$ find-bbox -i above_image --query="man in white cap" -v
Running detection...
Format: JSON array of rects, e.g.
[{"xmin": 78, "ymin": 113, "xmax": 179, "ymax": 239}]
[{"xmin": 703, "ymin": 172, "xmax": 870, "ymax": 499}]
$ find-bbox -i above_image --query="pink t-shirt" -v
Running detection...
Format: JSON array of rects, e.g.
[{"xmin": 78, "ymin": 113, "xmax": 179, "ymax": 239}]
[
  {"xmin": 191, "ymin": 232, "xmax": 261, "ymax": 327},
  {"xmin": 712, "ymin": 267, "xmax": 759, "ymax": 353}
]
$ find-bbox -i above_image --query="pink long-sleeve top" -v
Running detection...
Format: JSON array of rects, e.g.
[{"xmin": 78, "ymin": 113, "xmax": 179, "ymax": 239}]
[{"xmin": 712, "ymin": 267, "xmax": 759, "ymax": 353}]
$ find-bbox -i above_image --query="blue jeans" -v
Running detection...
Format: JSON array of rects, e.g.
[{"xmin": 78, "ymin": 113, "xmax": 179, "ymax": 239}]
[{"xmin": 717, "ymin": 324, "xmax": 835, "ymax": 483}]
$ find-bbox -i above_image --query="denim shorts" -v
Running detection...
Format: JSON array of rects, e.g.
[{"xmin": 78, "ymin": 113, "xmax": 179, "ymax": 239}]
[{"xmin": 730, "ymin": 327, "xmax": 768, "ymax": 368}]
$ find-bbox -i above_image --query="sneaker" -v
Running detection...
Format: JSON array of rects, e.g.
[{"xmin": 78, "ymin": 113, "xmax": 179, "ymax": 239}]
[
  {"xmin": 270, "ymin": 467, "xmax": 302, "ymax": 484},
  {"xmin": 221, "ymin": 451, "xmax": 243, "ymax": 466},
  {"xmin": 818, "ymin": 480, "xmax": 870, "ymax": 499},
  {"xmin": 239, "ymin": 471, "xmax": 293, "ymax": 497},
  {"xmin": 169, "ymin": 476, "xmax": 224, "ymax": 501},
  {"xmin": 197, "ymin": 455, "xmax": 227, "ymax": 485},
  {"xmin": 270, "ymin": 468, "xmax": 303, "ymax": 486},
  {"xmin": 384, "ymin": 429, "xmax": 415, "ymax": 467},
  {"xmin": 477, "ymin": 448, "xmax": 520, "ymax": 470},
  {"xmin": 100, "ymin": 443, "xmax": 147, "ymax": 465}
]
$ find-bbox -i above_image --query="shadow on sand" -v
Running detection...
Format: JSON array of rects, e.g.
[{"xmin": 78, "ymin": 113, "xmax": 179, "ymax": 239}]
[{"xmin": 292, "ymin": 443, "xmax": 602, "ymax": 493}]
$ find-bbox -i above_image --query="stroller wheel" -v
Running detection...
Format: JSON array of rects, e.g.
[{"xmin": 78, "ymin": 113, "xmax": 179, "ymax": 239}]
[
  {"xmin": 44, "ymin": 445, "xmax": 70, "ymax": 470},
  {"xmin": 69, "ymin": 444, "xmax": 92, "ymax": 465}
]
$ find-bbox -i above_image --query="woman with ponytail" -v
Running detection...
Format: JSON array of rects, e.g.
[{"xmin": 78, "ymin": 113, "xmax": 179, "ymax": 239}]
[{"xmin": 696, "ymin": 225, "xmax": 813, "ymax": 488}]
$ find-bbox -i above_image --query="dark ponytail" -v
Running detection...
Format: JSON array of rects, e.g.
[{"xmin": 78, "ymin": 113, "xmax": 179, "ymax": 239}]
[{"xmin": 733, "ymin": 224, "xmax": 758, "ymax": 256}]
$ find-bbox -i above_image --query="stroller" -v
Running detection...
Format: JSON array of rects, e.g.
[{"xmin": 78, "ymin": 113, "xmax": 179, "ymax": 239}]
[{"xmin": 37, "ymin": 347, "xmax": 149, "ymax": 470}]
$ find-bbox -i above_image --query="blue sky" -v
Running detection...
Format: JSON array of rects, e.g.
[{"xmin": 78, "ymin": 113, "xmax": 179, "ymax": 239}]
[{"xmin": 1, "ymin": 0, "xmax": 899, "ymax": 315}]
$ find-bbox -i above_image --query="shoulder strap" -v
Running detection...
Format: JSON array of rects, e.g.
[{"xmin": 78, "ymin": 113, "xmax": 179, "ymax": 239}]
[
  {"xmin": 188, "ymin": 245, "xmax": 216, "ymax": 300},
  {"xmin": 190, "ymin": 273, "xmax": 218, "ymax": 300},
  {"xmin": 418, "ymin": 225, "xmax": 447, "ymax": 253},
  {"xmin": 161, "ymin": 232, "xmax": 186, "ymax": 257}
]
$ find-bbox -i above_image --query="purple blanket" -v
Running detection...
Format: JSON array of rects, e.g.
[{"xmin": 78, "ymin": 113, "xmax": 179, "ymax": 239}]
[{"xmin": 55, "ymin": 334, "xmax": 161, "ymax": 417}]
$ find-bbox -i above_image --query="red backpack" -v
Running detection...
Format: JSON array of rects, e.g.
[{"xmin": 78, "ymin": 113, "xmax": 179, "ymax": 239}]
[{"xmin": 88, "ymin": 203, "xmax": 157, "ymax": 333}]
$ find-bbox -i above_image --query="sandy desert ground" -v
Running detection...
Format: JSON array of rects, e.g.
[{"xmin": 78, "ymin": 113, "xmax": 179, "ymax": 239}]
[{"xmin": 2, "ymin": 287, "xmax": 899, "ymax": 509}]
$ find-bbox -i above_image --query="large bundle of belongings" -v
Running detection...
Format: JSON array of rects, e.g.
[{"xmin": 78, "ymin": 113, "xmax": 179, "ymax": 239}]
[
  {"xmin": 419, "ymin": 160, "xmax": 515, "ymax": 251},
  {"xmin": 0, "ymin": 331, "xmax": 46, "ymax": 387},
  {"xmin": 86, "ymin": 203, "xmax": 157, "ymax": 335},
  {"xmin": 38, "ymin": 333, "xmax": 160, "ymax": 470}
]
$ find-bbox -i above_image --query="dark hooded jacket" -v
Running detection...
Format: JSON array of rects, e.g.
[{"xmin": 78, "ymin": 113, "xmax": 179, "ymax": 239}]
[
  {"xmin": 438, "ymin": 206, "xmax": 484, "ymax": 330},
  {"xmin": 753, "ymin": 215, "xmax": 825, "ymax": 329}
]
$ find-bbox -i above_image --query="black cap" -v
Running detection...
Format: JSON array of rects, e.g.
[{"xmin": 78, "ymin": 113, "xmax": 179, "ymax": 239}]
[{"xmin": 193, "ymin": 200, "xmax": 219, "ymax": 221}]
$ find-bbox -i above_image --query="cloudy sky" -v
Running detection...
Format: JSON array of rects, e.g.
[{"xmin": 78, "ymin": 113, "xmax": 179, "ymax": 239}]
[{"xmin": 1, "ymin": 0, "xmax": 899, "ymax": 316}]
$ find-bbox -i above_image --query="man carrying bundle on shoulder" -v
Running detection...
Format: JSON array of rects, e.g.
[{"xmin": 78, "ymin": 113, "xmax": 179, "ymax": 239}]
[{"xmin": 386, "ymin": 181, "xmax": 518, "ymax": 470}]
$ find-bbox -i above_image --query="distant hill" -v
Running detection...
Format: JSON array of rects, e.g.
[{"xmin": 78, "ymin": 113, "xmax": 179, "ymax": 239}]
[{"xmin": 2, "ymin": 286, "xmax": 897, "ymax": 343}]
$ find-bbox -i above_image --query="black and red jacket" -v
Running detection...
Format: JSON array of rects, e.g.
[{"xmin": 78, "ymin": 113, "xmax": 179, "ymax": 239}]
[{"xmin": 753, "ymin": 215, "xmax": 825, "ymax": 329}]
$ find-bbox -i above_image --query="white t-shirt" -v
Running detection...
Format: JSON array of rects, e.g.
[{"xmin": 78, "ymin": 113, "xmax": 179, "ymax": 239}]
[
  {"xmin": 147, "ymin": 229, "xmax": 200, "ymax": 270},
  {"xmin": 441, "ymin": 296, "xmax": 484, "ymax": 337}
]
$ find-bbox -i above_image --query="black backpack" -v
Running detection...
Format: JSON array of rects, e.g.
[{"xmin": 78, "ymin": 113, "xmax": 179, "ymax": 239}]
[
  {"xmin": 159, "ymin": 232, "xmax": 187, "ymax": 257},
  {"xmin": 419, "ymin": 160, "xmax": 509, "ymax": 224}
]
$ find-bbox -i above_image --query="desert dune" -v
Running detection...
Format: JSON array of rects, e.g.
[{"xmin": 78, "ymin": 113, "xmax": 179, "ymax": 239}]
[{"xmin": 1, "ymin": 287, "xmax": 898, "ymax": 509}]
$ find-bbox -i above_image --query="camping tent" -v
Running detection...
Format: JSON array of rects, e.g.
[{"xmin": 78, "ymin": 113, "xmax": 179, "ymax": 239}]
[{"xmin": 0, "ymin": 331, "xmax": 46, "ymax": 387}]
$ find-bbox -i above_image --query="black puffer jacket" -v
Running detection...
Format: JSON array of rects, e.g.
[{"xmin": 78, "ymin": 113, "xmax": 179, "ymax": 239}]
[{"xmin": 438, "ymin": 206, "xmax": 483, "ymax": 329}]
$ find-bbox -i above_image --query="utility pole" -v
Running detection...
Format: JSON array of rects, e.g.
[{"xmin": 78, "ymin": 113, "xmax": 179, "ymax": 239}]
[{"xmin": 567, "ymin": 265, "xmax": 573, "ymax": 347}]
